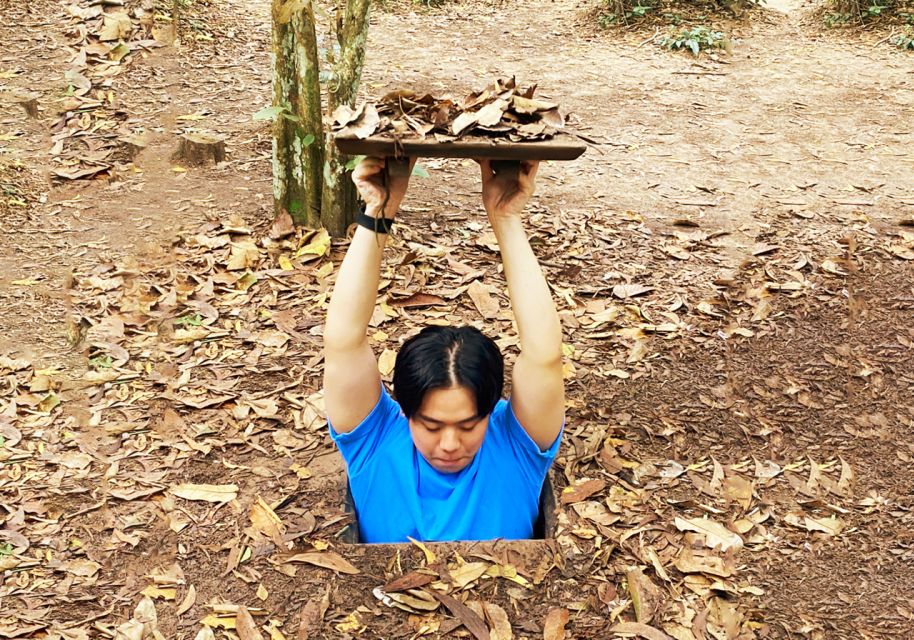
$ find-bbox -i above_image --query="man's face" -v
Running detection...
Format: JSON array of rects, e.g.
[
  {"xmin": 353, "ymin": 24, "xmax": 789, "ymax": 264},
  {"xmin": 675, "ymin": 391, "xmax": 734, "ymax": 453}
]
[{"xmin": 408, "ymin": 385, "xmax": 489, "ymax": 473}]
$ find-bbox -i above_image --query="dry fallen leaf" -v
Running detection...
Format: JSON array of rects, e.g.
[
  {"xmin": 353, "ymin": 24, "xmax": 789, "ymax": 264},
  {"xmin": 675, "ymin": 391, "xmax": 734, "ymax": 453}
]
[
  {"xmin": 297, "ymin": 587, "xmax": 330, "ymax": 640},
  {"xmin": 612, "ymin": 283, "xmax": 653, "ymax": 299},
  {"xmin": 626, "ymin": 567, "xmax": 661, "ymax": 624},
  {"xmin": 177, "ymin": 585, "xmax": 197, "ymax": 616},
  {"xmin": 237, "ymin": 605, "xmax": 265, "ymax": 640},
  {"xmin": 542, "ymin": 607, "xmax": 569, "ymax": 640},
  {"xmin": 674, "ymin": 517, "xmax": 743, "ymax": 552},
  {"xmin": 250, "ymin": 497, "xmax": 286, "ymax": 547},
  {"xmin": 170, "ymin": 483, "xmax": 239, "ymax": 503},
  {"xmin": 609, "ymin": 621, "xmax": 673, "ymax": 640},
  {"xmin": 804, "ymin": 515, "xmax": 845, "ymax": 536},
  {"xmin": 560, "ymin": 478, "xmax": 605, "ymax": 505},
  {"xmin": 467, "ymin": 279, "xmax": 500, "ymax": 319},
  {"xmin": 378, "ymin": 348, "xmax": 397, "ymax": 376}
]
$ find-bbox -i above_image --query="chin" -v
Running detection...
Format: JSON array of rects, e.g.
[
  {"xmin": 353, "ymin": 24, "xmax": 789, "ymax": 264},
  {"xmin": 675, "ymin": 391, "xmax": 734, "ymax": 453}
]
[{"xmin": 431, "ymin": 456, "xmax": 470, "ymax": 473}]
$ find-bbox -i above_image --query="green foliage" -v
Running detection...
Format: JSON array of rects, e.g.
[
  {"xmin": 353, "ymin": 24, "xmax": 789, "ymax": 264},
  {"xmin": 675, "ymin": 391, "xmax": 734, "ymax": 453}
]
[
  {"xmin": 89, "ymin": 355, "xmax": 114, "ymax": 370},
  {"xmin": 175, "ymin": 313, "xmax": 204, "ymax": 328},
  {"xmin": 892, "ymin": 25, "xmax": 914, "ymax": 48},
  {"xmin": 660, "ymin": 25, "xmax": 726, "ymax": 55},
  {"xmin": 866, "ymin": 0, "xmax": 892, "ymax": 15},
  {"xmin": 253, "ymin": 104, "xmax": 303, "ymax": 124},
  {"xmin": 0, "ymin": 543, "xmax": 12, "ymax": 556},
  {"xmin": 344, "ymin": 155, "xmax": 366, "ymax": 171},
  {"xmin": 599, "ymin": 0, "xmax": 658, "ymax": 26},
  {"xmin": 826, "ymin": 0, "xmax": 898, "ymax": 23},
  {"xmin": 597, "ymin": 0, "xmax": 764, "ymax": 26}
]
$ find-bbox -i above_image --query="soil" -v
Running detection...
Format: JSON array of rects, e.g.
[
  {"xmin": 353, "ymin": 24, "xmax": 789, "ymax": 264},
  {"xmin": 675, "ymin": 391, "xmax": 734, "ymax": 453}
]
[{"xmin": 1, "ymin": 0, "xmax": 913, "ymax": 639}]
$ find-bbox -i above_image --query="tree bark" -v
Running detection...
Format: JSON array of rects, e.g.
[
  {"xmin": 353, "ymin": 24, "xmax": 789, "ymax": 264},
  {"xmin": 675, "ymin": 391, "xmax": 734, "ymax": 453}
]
[
  {"xmin": 272, "ymin": 0, "xmax": 324, "ymax": 226},
  {"xmin": 320, "ymin": 0, "xmax": 370, "ymax": 237}
]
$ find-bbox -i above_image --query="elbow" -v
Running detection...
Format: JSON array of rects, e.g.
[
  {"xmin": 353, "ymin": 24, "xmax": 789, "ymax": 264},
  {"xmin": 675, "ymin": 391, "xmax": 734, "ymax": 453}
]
[
  {"xmin": 523, "ymin": 347, "xmax": 563, "ymax": 369},
  {"xmin": 322, "ymin": 324, "xmax": 363, "ymax": 353}
]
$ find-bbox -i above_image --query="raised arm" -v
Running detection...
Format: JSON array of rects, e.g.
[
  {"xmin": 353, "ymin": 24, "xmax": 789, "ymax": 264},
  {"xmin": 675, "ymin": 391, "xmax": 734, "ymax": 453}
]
[
  {"xmin": 323, "ymin": 157, "xmax": 414, "ymax": 433},
  {"xmin": 479, "ymin": 159, "xmax": 564, "ymax": 449}
]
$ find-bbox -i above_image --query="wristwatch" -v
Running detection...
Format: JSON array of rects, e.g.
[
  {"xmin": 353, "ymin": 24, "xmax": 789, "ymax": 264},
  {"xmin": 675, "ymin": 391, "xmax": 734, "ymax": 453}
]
[{"xmin": 355, "ymin": 202, "xmax": 394, "ymax": 234}]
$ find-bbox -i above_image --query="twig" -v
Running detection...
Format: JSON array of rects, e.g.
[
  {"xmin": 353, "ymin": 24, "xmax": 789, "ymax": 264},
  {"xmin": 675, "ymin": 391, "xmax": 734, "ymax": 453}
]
[
  {"xmin": 672, "ymin": 71, "xmax": 728, "ymax": 76},
  {"xmin": 61, "ymin": 606, "xmax": 116, "ymax": 630},
  {"xmin": 63, "ymin": 499, "xmax": 106, "ymax": 520},
  {"xmin": 872, "ymin": 29, "xmax": 896, "ymax": 47},
  {"xmin": 248, "ymin": 374, "xmax": 306, "ymax": 400},
  {"xmin": 638, "ymin": 28, "xmax": 661, "ymax": 47},
  {"xmin": 673, "ymin": 200, "xmax": 718, "ymax": 207}
]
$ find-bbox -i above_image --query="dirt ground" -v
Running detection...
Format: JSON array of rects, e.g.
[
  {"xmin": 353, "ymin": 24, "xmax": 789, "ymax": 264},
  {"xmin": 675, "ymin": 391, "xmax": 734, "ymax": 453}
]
[{"xmin": 1, "ymin": 0, "xmax": 913, "ymax": 638}]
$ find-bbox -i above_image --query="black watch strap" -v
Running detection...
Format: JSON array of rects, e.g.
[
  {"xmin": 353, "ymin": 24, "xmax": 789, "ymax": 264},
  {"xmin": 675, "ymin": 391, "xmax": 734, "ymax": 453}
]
[{"xmin": 355, "ymin": 204, "xmax": 394, "ymax": 234}]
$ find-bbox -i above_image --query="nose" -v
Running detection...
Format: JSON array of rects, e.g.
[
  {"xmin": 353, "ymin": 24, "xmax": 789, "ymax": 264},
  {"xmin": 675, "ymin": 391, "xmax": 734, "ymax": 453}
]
[{"xmin": 439, "ymin": 428, "xmax": 460, "ymax": 454}]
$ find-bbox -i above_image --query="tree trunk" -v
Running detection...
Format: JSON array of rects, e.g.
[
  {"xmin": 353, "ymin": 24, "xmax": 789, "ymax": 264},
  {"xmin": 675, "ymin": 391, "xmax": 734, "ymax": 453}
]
[
  {"xmin": 320, "ymin": 0, "xmax": 371, "ymax": 237},
  {"xmin": 271, "ymin": 0, "xmax": 324, "ymax": 226}
]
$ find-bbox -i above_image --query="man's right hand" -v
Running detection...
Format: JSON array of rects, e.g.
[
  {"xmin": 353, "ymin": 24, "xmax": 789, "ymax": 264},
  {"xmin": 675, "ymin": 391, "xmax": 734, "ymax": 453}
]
[{"xmin": 352, "ymin": 156, "xmax": 416, "ymax": 219}]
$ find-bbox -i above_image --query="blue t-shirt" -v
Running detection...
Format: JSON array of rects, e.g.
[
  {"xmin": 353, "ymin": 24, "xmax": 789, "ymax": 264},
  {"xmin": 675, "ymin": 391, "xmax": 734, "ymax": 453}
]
[{"xmin": 328, "ymin": 387, "xmax": 561, "ymax": 543}]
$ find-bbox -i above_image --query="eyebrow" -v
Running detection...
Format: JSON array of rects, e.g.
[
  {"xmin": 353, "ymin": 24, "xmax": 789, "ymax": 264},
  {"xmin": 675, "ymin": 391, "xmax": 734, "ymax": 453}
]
[{"xmin": 417, "ymin": 414, "xmax": 479, "ymax": 425}]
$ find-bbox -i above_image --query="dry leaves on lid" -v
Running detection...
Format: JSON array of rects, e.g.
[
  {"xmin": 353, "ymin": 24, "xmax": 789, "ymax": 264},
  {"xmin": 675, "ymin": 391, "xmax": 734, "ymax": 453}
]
[
  {"xmin": 333, "ymin": 77, "xmax": 567, "ymax": 143},
  {"xmin": 281, "ymin": 552, "xmax": 360, "ymax": 575},
  {"xmin": 433, "ymin": 592, "xmax": 490, "ymax": 640},
  {"xmin": 373, "ymin": 587, "xmax": 440, "ymax": 614},
  {"xmin": 482, "ymin": 602, "xmax": 512, "ymax": 640}
]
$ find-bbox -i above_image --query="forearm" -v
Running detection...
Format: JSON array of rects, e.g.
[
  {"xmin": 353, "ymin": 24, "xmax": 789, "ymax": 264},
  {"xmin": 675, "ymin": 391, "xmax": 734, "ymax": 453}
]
[
  {"xmin": 491, "ymin": 217, "xmax": 563, "ymax": 363},
  {"xmin": 324, "ymin": 226, "xmax": 388, "ymax": 350}
]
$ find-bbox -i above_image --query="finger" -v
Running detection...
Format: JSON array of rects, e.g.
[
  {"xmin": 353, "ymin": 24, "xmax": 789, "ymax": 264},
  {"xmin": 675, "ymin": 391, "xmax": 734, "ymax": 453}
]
[
  {"xmin": 518, "ymin": 160, "xmax": 539, "ymax": 189},
  {"xmin": 478, "ymin": 158, "xmax": 494, "ymax": 184},
  {"xmin": 352, "ymin": 156, "xmax": 384, "ymax": 181}
]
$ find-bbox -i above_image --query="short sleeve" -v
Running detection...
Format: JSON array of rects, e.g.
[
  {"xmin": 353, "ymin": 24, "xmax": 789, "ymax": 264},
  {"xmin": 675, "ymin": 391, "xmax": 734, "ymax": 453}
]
[
  {"xmin": 328, "ymin": 386, "xmax": 403, "ymax": 476},
  {"xmin": 492, "ymin": 399, "xmax": 562, "ymax": 486}
]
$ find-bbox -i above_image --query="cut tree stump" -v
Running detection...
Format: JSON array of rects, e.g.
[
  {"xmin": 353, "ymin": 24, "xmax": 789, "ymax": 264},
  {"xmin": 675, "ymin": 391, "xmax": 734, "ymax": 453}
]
[
  {"xmin": 1, "ymin": 91, "xmax": 40, "ymax": 118},
  {"xmin": 174, "ymin": 132, "xmax": 226, "ymax": 166},
  {"xmin": 19, "ymin": 96, "xmax": 39, "ymax": 119},
  {"xmin": 119, "ymin": 133, "xmax": 149, "ymax": 161}
]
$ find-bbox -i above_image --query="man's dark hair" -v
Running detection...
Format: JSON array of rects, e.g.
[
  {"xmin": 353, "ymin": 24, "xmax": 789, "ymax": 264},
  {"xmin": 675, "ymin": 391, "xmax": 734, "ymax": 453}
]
[{"xmin": 392, "ymin": 326, "xmax": 504, "ymax": 419}]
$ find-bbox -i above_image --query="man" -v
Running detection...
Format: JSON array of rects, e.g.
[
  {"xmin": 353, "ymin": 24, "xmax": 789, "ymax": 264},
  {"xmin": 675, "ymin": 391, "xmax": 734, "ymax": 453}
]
[{"xmin": 323, "ymin": 157, "xmax": 564, "ymax": 542}]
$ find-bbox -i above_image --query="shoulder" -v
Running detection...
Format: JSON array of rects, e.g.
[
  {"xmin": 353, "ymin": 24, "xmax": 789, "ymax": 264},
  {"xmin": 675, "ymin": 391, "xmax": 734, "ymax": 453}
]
[
  {"xmin": 329, "ymin": 385, "xmax": 404, "ymax": 445},
  {"xmin": 489, "ymin": 397, "xmax": 562, "ymax": 455}
]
